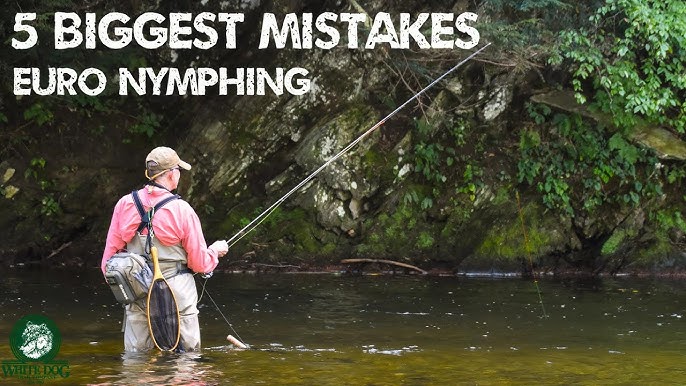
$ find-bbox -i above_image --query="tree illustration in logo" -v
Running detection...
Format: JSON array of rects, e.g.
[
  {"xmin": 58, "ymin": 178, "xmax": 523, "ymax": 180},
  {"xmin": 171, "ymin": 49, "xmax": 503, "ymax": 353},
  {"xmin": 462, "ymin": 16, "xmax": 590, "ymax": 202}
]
[
  {"xmin": 9, "ymin": 314, "xmax": 61, "ymax": 362},
  {"xmin": 18, "ymin": 321, "xmax": 53, "ymax": 359}
]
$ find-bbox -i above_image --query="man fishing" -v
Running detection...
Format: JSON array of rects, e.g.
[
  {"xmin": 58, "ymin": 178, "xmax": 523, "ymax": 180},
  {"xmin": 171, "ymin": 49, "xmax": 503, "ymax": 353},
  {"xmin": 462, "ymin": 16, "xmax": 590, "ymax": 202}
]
[{"xmin": 102, "ymin": 146, "xmax": 229, "ymax": 352}]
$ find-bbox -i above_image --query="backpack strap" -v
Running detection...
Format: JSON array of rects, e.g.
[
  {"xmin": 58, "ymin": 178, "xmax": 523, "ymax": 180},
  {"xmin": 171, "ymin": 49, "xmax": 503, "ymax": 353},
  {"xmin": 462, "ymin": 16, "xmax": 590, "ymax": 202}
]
[
  {"xmin": 131, "ymin": 190, "xmax": 181, "ymax": 234},
  {"xmin": 132, "ymin": 190, "xmax": 147, "ymax": 233}
]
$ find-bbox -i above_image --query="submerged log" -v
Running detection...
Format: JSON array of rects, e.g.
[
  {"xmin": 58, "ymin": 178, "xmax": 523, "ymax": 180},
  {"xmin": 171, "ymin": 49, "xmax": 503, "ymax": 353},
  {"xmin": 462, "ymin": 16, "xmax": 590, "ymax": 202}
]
[{"xmin": 340, "ymin": 258, "xmax": 428, "ymax": 275}]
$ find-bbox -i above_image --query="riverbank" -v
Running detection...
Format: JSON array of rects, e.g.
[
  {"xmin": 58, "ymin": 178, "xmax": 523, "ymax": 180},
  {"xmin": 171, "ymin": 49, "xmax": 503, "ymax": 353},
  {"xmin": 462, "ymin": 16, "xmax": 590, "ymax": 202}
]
[
  {"xmin": 5, "ymin": 257, "xmax": 686, "ymax": 279},
  {"xmin": 2, "ymin": 1, "xmax": 686, "ymax": 279}
]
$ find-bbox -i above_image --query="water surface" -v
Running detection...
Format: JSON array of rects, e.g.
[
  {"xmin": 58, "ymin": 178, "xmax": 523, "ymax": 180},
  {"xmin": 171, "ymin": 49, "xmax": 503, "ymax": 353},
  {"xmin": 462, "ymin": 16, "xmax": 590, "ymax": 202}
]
[{"xmin": 0, "ymin": 270, "xmax": 685, "ymax": 384}]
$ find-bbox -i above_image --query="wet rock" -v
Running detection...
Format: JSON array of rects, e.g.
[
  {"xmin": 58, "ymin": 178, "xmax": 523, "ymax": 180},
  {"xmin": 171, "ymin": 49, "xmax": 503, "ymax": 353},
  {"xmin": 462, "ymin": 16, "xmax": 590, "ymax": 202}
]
[
  {"xmin": 480, "ymin": 75, "xmax": 513, "ymax": 121},
  {"xmin": 349, "ymin": 198, "xmax": 363, "ymax": 220}
]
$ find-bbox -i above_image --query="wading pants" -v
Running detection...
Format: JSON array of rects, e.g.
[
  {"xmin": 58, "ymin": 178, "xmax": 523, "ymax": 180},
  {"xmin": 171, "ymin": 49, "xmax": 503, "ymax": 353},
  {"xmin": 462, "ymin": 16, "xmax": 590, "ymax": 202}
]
[{"xmin": 122, "ymin": 272, "xmax": 200, "ymax": 352}]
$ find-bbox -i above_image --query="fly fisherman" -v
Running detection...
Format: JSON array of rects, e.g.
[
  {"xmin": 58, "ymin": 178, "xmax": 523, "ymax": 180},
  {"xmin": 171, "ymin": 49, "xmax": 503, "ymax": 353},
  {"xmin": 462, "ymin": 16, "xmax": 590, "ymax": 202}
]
[{"xmin": 101, "ymin": 146, "xmax": 229, "ymax": 352}]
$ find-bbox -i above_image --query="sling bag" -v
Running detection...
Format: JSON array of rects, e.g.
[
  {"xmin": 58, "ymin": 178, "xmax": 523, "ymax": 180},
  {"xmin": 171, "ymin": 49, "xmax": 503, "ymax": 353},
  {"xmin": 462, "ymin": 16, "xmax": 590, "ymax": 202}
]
[{"xmin": 104, "ymin": 191, "xmax": 179, "ymax": 305}]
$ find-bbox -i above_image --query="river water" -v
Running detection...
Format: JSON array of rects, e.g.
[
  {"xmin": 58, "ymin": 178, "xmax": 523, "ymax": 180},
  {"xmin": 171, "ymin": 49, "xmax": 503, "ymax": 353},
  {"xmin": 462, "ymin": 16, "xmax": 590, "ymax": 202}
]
[{"xmin": 0, "ymin": 269, "xmax": 685, "ymax": 385}]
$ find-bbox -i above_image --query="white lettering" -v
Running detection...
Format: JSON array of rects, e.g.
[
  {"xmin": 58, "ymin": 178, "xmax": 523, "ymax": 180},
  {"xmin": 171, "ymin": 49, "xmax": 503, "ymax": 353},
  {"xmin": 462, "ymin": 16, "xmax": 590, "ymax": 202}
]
[
  {"xmin": 14, "ymin": 67, "xmax": 106, "ymax": 95},
  {"xmin": 13, "ymin": 13, "xmax": 38, "ymax": 49},
  {"xmin": 194, "ymin": 12, "xmax": 218, "ymax": 49},
  {"xmin": 259, "ymin": 13, "xmax": 302, "ymax": 49},
  {"xmin": 169, "ymin": 13, "xmax": 193, "ymax": 49},
  {"xmin": 54, "ymin": 13, "xmax": 82, "ymax": 49},
  {"xmin": 315, "ymin": 12, "xmax": 340, "ymax": 49},
  {"xmin": 134, "ymin": 13, "xmax": 167, "ymax": 49},
  {"xmin": 117, "ymin": 67, "xmax": 311, "ymax": 96},
  {"xmin": 13, "ymin": 68, "xmax": 32, "ymax": 95},
  {"xmin": 99, "ymin": 12, "xmax": 131, "ymax": 49},
  {"xmin": 118, "ymin": 68, "xmax": 146, "ymax": 95},
  {"xmin": 400, "ymin": 13, "xmax": 430, "ymax": 49},
  {"xmin": 218, "ymin": 13, "xmax": 244, "ymax": 49},
  {"xmin": 431, "ymin": 13, "xmax": 453, "ymax": 49},
  {"xmin": 455, "ymin": 12, "xmax": 479, "ymax": 49},
  {"xmin": 78, "ymin": 68, "xmax": 107, "ymax": 96},
  {"xmin": 340, "ymin": 13, "xmax": 367, "ymax": 49}
]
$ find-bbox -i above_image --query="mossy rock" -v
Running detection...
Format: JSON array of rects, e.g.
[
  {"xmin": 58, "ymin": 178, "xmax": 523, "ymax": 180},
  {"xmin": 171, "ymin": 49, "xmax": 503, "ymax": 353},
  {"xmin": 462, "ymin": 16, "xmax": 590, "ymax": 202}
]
[{"xmin": 462, "ymin": 199, "xmax": 573, "ymax": 271}]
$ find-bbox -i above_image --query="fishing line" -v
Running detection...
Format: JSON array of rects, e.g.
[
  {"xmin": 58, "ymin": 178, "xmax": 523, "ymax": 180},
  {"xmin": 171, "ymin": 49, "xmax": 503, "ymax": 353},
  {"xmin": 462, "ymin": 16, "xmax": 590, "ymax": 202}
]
[
  {"xmin": 198, "ymin": 277, "xmax": 247, "ymax": 346},
  {"xmin": 516, "ymin": 191, "xmax": 548, "ymax": 318},
  {"xmin": 226, "ymin": 42, "xmax": 492, "ymax": 248}
]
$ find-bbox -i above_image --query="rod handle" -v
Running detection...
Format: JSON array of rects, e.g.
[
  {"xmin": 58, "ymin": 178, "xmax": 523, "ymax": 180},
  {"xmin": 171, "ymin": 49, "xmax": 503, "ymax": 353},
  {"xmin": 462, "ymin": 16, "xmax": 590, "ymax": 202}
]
[{"xmin": 227, "ymin": 334, "xmax": 248, "ymax": 349}]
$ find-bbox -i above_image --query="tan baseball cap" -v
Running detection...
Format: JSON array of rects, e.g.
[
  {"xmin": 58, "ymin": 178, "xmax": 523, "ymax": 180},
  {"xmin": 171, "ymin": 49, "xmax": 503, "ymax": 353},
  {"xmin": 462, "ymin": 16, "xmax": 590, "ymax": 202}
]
[{"xmin": 145, "ymin": 146, "xmax": 192, "ymax": 173}]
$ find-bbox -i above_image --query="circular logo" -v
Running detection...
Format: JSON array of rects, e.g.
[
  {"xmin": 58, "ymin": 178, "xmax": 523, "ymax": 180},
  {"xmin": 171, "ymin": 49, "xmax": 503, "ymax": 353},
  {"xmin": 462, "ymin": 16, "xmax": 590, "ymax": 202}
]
[{"xmin": 9, "ymin": 314, "xmax": 61, "ymax": 362}]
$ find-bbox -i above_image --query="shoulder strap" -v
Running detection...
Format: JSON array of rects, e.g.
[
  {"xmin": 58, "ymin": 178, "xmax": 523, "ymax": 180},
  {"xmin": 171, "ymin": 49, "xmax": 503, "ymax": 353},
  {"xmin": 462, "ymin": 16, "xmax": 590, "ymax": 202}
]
[
  {"xmin": 131, "ymin": 190, "xmax": 181, "ymax": 234},
  {"xmin": 132, "ymin": 190, "xmax": 146, "ymax": 228},
  {"xmin": 154, "ymin": 195, "xmax": 181, "ymax": 212}
]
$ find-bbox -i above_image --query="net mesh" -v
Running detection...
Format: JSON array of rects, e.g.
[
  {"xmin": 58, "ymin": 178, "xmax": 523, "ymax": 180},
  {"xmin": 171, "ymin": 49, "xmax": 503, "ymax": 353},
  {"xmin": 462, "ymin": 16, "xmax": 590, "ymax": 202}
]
[{"xmin": 148, "ymin": 280, "xmax": 179, "ymax": 351}]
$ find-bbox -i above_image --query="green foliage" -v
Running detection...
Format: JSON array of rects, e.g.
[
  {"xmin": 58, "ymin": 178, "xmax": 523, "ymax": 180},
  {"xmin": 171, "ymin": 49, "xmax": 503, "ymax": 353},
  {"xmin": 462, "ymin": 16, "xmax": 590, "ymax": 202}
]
[
  {"xmin": 653, "ymin": 210, "xmax": 686, "ymax": 234},
  {"xmin": 234, "ymin": 206, "xmax": 322, "ymax": 253},
  {"xmin": 383, "ymin": 205, "xmax": 416, "ymax": 240},
  {"xmin": 23, "ymin": 103, "xmax": 54, "ymax": 126},
  {"xmin": 407, "ymin": 118, "xmax": 475, "ymax": 209},
  {"xmin": 416, "ymin": 232, "xmax": 435, "ymax": 249},
  {"xmin": 26, "ymin": 158, "xmax": 53, "ymax": 190},
  {"xmin": 664, "ymin": 164, "xmax": 686, "ymax": 185},
  {"xmin": 24, "ymin": 157, "xmax": 46, "ymax": 181},
  {"xmin": 635, "ymin": 209, "xmax": 686, "ymax": 261},
  {"xmin": 22, "ymin": 158, "xmax": 61, "ymax": 216},
  {"xmin": 550, "ymin": 0, "xmax": 686, "ymax": 133},
  {"xmin": 403, "ymin": 189, "xmax": 434, "ymax": 210},
  {"xmin": 478, "ymin": 0, "xmax": 579, "ymax": 55},
  {"xmin": 238, "ymin": 206, "xmax": 271, "ymax": 228},
  {"xmin": 485, "ymin": 0, "xmax": 572, "ymax": 11},
  {"xmin": 40, "ymin": 194, "xmax": 61, "ymax": 217},
  {"xmin": 518, "ymin": 105, "xmax": 661, "ymax": 216},
  {"xmin": 203, "ymin": 204, "xmax": 215, "ymax": 215},
  {"xmin": 68, "ymin": 95, "xmax": 109, "ymax": 116},
  {"xmin": 129, "ymin": 113, "xmax": 161, "ymax": 138},
  {"xmin": 413, "ymin": 142, "xmax": 449, "ymax": 184},
  {"xmin": 456, "ymin": 164, "xmax": 483, "ymax": 202}
]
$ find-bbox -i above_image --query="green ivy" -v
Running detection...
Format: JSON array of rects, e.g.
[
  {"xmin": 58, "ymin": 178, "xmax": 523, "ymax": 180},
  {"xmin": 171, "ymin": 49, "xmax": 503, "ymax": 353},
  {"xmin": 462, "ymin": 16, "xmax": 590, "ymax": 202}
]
[
  {"xmin": 550, "ymin": 0, "xmax": 686, "ymax": 134},
  {"xmin": 518, "ymin": 105, "xmax": 661, "ymax": 216}
]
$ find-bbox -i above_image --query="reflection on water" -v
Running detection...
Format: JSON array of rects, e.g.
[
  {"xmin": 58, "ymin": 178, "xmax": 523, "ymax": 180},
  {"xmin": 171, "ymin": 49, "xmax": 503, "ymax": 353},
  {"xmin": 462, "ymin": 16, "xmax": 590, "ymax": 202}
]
[
  {"xmin": 0, "ymin": 269, "xmax": 685, "ymax": 384},
  {"xmin": 92, "ymin": 351, "xmax": 221, "ymax": 386}
]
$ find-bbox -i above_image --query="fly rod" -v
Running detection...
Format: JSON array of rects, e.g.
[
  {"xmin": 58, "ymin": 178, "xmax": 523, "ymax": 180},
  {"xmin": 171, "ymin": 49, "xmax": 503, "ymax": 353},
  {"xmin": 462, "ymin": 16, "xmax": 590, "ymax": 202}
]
[
  {"xmin": 226, "ymin": 42, "xmax": 492, "ymax": 248},
  {"xmin": 208, "ymin": 43, "xmax": 492, "ymax": 350}
]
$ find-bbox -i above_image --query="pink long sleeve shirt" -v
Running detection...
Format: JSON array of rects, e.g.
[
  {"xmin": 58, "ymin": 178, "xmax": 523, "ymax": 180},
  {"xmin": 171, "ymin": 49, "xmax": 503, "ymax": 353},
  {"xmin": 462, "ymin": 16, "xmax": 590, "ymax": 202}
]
[{"xmin": 101, "ymin": 186, "xmax": 219, "ymax": 275}]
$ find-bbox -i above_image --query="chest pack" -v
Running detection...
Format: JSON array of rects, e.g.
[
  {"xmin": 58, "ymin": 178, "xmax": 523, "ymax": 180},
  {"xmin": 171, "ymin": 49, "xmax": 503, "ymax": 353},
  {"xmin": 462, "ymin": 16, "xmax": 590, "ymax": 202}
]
[{"xmin": 105, "ymin": 191, "xmax": 180, "ymax": 304}]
